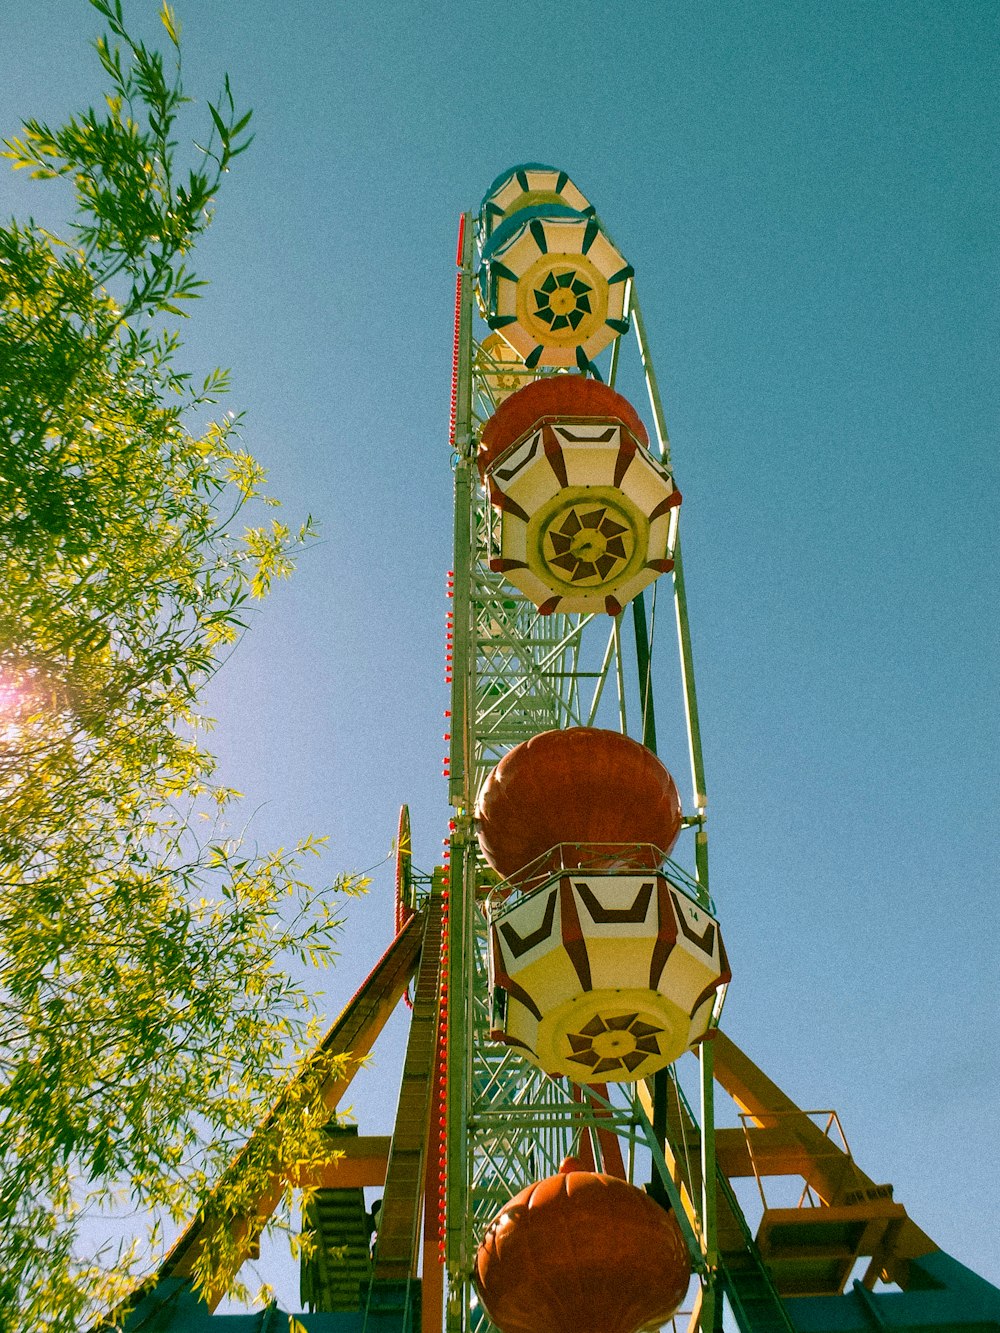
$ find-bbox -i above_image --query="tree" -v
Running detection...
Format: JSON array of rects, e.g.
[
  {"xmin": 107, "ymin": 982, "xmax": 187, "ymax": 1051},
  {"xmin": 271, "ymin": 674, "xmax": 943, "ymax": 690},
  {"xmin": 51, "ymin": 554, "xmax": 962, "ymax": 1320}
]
[{"xmin": 0, "ymin": 4, "xmax": 356, "ymax": 1327}]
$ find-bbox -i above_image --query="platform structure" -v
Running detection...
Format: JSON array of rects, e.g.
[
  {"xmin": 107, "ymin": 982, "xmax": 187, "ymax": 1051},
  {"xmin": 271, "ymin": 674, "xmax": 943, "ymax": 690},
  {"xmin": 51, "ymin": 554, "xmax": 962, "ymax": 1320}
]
[{"xmin": 105, "ymin": 184, "xmax": 1000, "ymax": 1333}]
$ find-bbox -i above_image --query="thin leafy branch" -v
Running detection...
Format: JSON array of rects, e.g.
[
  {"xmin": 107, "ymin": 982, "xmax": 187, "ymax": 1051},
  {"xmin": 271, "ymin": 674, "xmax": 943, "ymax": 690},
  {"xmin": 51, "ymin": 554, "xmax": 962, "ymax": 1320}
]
[{"xmin": 0, "ymin": 5, "xmax": 353, "ymax": 1329}]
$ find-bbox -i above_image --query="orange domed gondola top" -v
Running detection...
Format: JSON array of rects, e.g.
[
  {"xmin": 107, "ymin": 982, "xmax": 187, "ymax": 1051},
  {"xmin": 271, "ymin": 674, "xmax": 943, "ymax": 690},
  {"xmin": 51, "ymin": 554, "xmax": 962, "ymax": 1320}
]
[
  {"xmin": 473, "ymin": 1159, "xmax": 691, "ymax": 1333},
  {"xmin": 477, "ymin": 374, "xmax": 650, "ymax": 479},
  {"xmin": 476, "ymin": 727, "xmax": 682, "ymax": 885}
]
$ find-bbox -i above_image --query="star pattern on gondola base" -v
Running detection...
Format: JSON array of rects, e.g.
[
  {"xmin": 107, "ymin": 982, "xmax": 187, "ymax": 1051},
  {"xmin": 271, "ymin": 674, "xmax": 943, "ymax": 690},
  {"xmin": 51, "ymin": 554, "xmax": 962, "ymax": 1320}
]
[
  {"xmin": 564, "ymin": 1012, "xmax": 665, "ymax": 1077},
  {"xmin": 544, "ymin": 504, "xmax": 632, "ymax": 586},
  {"xmin": 533, "ymin": 268, "xmax": 594, "ymax": 333}
]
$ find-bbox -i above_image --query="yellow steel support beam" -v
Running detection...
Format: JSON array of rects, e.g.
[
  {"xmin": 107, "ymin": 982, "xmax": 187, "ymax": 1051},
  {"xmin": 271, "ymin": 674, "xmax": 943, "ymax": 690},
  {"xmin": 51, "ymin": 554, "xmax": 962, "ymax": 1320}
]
[
  {"xmin": 717, "ymin": 1126, "xmax": 848, "ymax": 1181},
  {"xmin": 712, "ymin": 1033, "xmax": 940, "ymax": 1288},
  {"xmin": 304, "ymin": 1136, "xmax": 391, "ymax": 1190},
  {"xmin": 157, "ymin": 911, "xmax": 425, "ymax": 1304},
  {"xmin": 637, "ymin": 1074, "xmax": 702, "ymax": 1240},
  {"xmin": 373, "ymin": 888, "xmax": 445, "ymax": 1282},
  {"xmin": 712, "ymin": 1033, "xmax": 871, "ymax": 1205}
]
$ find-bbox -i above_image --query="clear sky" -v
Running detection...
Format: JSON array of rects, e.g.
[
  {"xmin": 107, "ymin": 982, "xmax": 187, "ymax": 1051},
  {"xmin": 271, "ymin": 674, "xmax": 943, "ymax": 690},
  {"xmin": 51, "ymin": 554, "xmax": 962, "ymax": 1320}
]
[{"xmin": 2, "ymin": 0, "xmax": 998, "ymax": 1311}]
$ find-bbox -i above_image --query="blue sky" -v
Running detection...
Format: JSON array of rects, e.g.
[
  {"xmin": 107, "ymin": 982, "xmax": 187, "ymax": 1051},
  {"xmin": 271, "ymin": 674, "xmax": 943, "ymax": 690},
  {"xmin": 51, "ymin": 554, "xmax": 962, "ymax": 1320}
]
[{"xmin": 3, "ymin": 0, "xmax": 998, "ymax": 1309}]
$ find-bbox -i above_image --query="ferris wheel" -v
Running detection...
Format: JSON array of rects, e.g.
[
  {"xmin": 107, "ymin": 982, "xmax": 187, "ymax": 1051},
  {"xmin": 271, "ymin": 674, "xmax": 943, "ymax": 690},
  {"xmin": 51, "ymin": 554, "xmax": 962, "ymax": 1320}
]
[{"xmin": 118, "ymin": 165, "xmax": 1000, "ymax": 1333}]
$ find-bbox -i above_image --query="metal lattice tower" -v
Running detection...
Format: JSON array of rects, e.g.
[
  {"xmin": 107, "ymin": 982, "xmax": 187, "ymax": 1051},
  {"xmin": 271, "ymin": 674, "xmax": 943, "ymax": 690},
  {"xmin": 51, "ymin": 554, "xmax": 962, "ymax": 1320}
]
[{"xmin": 441, "ymin": 209, "xmax": 722, "ymax": 1333}]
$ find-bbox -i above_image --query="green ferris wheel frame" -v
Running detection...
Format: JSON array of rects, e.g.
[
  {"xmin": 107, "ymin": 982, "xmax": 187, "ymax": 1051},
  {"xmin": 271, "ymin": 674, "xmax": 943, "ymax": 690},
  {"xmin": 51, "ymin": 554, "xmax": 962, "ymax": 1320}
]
[{"xmin": 442, "ymin": 210, "xmax": 725, "ymax": 1333}]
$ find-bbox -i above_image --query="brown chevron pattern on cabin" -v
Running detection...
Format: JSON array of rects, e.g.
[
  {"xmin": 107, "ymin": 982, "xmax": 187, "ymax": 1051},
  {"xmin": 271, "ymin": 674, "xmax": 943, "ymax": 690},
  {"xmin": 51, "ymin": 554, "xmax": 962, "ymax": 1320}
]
[
  {"xmin": 672, "ymin": 891, "xmax": 717, "ymax": 956},
  {"xmin": 574, "ymin": 880, "xmax": 654, "ymax": 925},
  {"xmin": 498, "ymin": 890, "xmax": 557, "ymax": 959},
  {"xmin": 492, "ymin": 430, "xmax": 541, "ymax": 482}
]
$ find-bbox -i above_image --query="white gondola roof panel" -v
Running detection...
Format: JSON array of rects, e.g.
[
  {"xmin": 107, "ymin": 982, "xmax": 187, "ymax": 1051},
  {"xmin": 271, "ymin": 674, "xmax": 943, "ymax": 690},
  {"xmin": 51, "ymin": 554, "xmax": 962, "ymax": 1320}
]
[{"xmin": 478, "ymin": 162, "xmax": 595, "ymax": 243}]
